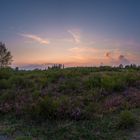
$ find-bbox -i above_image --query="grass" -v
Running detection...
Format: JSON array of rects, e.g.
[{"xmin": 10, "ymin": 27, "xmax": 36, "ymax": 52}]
[
  {"xmin": 0, "ymin": 66, "xmax": 140, "ymax": 139},
  {"xmin": 0, "ymin": 112, "xmax": 135, "ymax": 140}
]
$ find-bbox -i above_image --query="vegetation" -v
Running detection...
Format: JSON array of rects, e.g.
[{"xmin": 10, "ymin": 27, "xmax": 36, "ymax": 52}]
[
  {"xmin": 0, "ymin": 66, "xmax": 140, "ymax": 139},
  {"xmin": 0, "ymin": 42, "xmax": 12, "ymax": 68},
  {"xmin": 118, "ymin": 110, "xmax": 136, "ymax": 129}
]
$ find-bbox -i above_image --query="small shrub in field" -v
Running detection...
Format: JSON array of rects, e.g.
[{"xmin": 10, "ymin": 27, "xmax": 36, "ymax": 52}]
[
  {"xmin": 32, "ymin": 90, "xmax": 40, "ymax": 99},
  {"xmin": 0, "ymin": 90, "xmax": 15, "ymax": 102},
  {"xmin": 124, "ymin": 72, "xmax": 139, "ymax": 86},
  {"xmin": 35, "ymin": 96, "xmax": 60, "ymax": 119},
  {"xmin": 0, "ymin": 68, "xmax": 13, "ymax": 79},
  {"xmin": 10, "ymin": 76, "xmax": 34, "ymax": 89},
  {"xmin": 15, "ymin": 136, "xmax": 32, "ymax": 140},
  {"xmin": 84, "ymin": 75, "xmax": 101, "ymax": 89},
  {"xmin": 118, "ymin": 110, "xmax": 136, "ymax": 129},
  {"xmin": 33, "ymin": 76, "xmax": 47, "ymax": 88},
  {"xmin": 101, "ymin": 75, "xmax": 125, "ymax": 92},
  {"xmin": 0, "ymin": 79, "xmax": 11, "ymax": 89},
  {"xmin": 64, "ymin": 80, "xmax": 79, "ymax": 90},
  {"xmin": 84, "ymin": 102, "xmax": 101, "ymax": 118},
  {"xmin": 46, "ymin": 71, "xmax": 62, "ymax": 83}
]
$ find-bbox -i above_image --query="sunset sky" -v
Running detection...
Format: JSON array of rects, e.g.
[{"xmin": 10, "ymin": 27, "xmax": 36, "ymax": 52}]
[{"xmin": 0, "ymin": 0, "xmax": 140, "ymax": 69}]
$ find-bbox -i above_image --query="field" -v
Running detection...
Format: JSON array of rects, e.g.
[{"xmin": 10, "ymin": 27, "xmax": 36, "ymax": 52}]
[{"xmin": 0, "ymin": 66, "xmax": 140, "ymax": 140}]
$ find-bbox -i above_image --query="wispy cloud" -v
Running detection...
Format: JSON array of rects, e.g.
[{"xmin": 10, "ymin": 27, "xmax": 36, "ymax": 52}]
[
  {"xmin": 16, "ymin": 30, "xmax": 139, "ymax": 66},
  {"xmin": 20, "ymin": 33, "xmax": 50, "ymax": 45},
  {"xmin": 69, "ymin": 46, "xmax": 99, "ymax": 54},
  {"xmin": 68, "ymin": 30, "xmax": 81, "ymax": 44}
]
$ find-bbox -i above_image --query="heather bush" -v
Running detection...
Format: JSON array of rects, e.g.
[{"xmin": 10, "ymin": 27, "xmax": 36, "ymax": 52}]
[
  {"xmin": 0, "ymin": 79, "xmax": 11, "ymax": 89},
  {"xmin": 101, "ymin": 75, "xmax": 125, "ymax": 92},
  {"xmin": 35, "ymin": 96, "xmax": 60, "ymax": 119},
  {"xmin": 84, "ymin": 74, "xmax": 101, "ymax": 89},
  {"xmin": 15, "ymin": 136, "xmax": 32, "ymax": 140},
  {"xmin": 0, "ymin": 67, "xmax": 13, "ymax": 79},
  {"xmin": 118, "ymin": 110, "xmax": 136, "ymax": 129},
  {"xmin": 0, "ymin": 90, "xmax": 15, "ymax": 102},
  {"xmin": 10, "ymin": 76, "xmax": 35, "ymax": 89},
  {"xmin": 124, "ymin": 72, "xmax": 140, "ymax": 86}
]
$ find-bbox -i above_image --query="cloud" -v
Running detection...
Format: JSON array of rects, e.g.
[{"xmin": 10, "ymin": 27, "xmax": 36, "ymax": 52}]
[
  {"xmin": 68, "ymin": 30, "xmax": 81, "ymax": 44},
  {"xmin": 118, "ymin": 55, "xmax": 130, "ymax": 64},
  {"xmin": 20, "ymin": 33, "xmax": 50, "ymax": 45},
  {"xmin": 17, "ymin": 29, "xmax": 139, "ymax": 66},
  {"xmin": 105, "ymin": 52, "xmax": 112, "ymax": 57},
  {"xmin": 69, "ymin": 46, "xmax": 99, "ymax": 54},
  {"xmin": 105, "ymin": 51, "xmax": 130, "ymax": 65},
  {"xmin": 68, "ymin": 45, "xmax": 108, "ymax": 65}
]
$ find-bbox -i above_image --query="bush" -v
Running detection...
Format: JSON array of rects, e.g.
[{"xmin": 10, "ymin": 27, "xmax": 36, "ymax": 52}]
[
  {"xmin": 84, "ymin": 102, "xmax": 101, "ymax": 119},
  {"xmin": 33, "ymin": 96, "xmax": 60, "ymax": 119},
  {"xmin": 59, "ymin": 78, "xmax": 80, "ymax": 92},
  {"xmin": 0, "ymin": 68, "xmax": 13, "ymax": 79},
  {"xmin": 0, "ymin": 79, "xmax": 11, "ymax": 89},
  {"xmin": 124, "ymin": 72, "xmax": 139, "ymax": 86},
  {"xmin": 84, "ymin": 75, "xmax": 101, "ymax": 89},
  {"xmin": 0, "ymin": 90, "xmax": 15, "ymax": 102},
  {"xmin": 46, "ymin": 71, "xmax": 62, "ymax": 83},
  {"xmin": 10, "ymin": 76, "xmax": 35, "ymax": 89},
  {"xmin": 101, "ymin": 75, "xmax": 125, "ymax": 92},
  {"xmin": 32, "ymin": 90, "xmax": 40, "ymax": 99},
  {"xmin": 118, "ymin": 110, "xmax": 136, "ymax": 129},
  {"xmin": 15, "ymin": 136, "xmax": 32, "ymax": 140}
]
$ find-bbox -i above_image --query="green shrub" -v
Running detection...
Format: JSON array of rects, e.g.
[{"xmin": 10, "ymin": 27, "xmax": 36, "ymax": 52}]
[
  {"xmin": 64, "ymin": 70, "xmax": 82, "ymax": 78},
  {"xmin": 32, "ymin": 90, "xmax": 40, "ymax": 99},
  {"xmin": 124, "ymin": 73, "xmax": 139, "ymax": 86},
  {"xmin": 101, "ymin": 75, "xmax": 125, "ymax": 92},
  {"xmin": 84, "ymin": 75, "xmax": 101, "ymax": 89},
  {"xmin": 58, "ymin": 77, "xmax": 81, "ymax": 94},
  {"xmin": 0, "ymin": 90, "xmax": 15, "ymax": 102},
  {"xmin": 31, "ymin": 75, "xmax": 48, "ymax": 88},
  {"xmin": 0, "ymin": 79, "xmax": 11, "ymax": 89},
  {"xmin": 46, "ymin": 71, "xmax": 62, "ymax": 83},
  {"xmin": 10, "ymin": 76, "xmax": 34, "ymax": 89},
  {"xmin": 84, "ymin": 102, "xmax": 101, "ymax": 118},
  {"xmin": 0, "ymin": 68, "xmax": 13, "ymax": 79},
  {"xmin": 33, "ymin": 96, "xmax": 60, "ymax": 119},
  {"xmin": 118, "ymin": 110, "xmax": 136, "ymax": 129},
  {"xmin": 15, "ymin": 136, "xmax": 32, "ymax": 140}
]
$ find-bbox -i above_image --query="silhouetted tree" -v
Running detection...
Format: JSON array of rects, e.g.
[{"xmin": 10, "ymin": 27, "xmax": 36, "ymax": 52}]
[
  {"xmin": 50, "ymin": 64, "xmax": 64, "ymax": 69},
  {"xmin": 15, "ymin": 67, "xmax": 19, "ymax": 71},
  {"xmin": 0, "ymin": 42, "xmax": 12, "ymax": 68},
  {"xmin": 62, "ymin": 64, "xmax": 64, "ymax": 69},
  {"xmin": 125, "ymin": 65, "xmax": 130, "ymax": 69},
  {"xmin": 130, "ymin": 64, "xmax": 137, "ymax": 68},
  {"xmin": 119, "ymin": 64, "xmax": 123, "ymax": 68}
]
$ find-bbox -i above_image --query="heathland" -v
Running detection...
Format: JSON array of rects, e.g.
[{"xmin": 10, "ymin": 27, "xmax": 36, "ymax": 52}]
[{"xmin": 0, "ymin": 66, "xmax": 140, "ymax": 140}]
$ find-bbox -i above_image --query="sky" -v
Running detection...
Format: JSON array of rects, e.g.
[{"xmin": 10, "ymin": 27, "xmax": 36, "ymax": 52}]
[{"xmin": 0, "ymin": 0, "xmax": 140, "ymax": 69}]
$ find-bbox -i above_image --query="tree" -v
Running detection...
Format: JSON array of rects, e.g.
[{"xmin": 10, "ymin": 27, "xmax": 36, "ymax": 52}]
[
  {"xmin": 0, "ymin": 42, "xmax": 12, "ymax": 68},
  {"xmin": 119, "ymin": 64, "xmax": 123, "ymax": 69}
]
